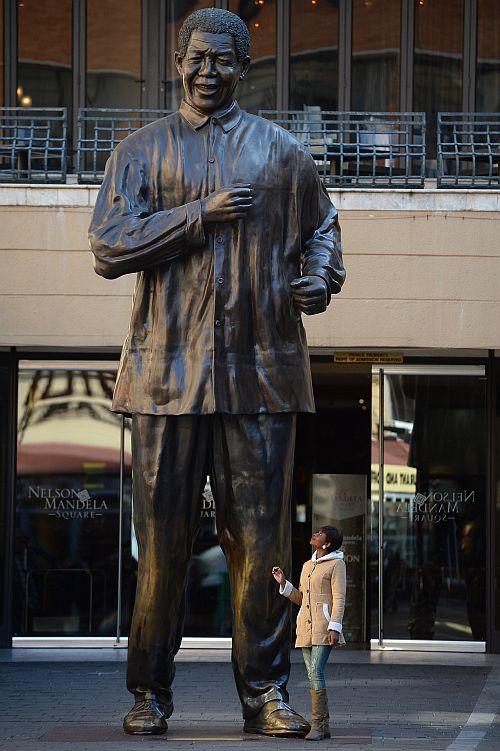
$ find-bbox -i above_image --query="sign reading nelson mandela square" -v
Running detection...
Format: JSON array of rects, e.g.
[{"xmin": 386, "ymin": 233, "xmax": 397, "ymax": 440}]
[
  {"xmin": 27, "ymin": 485, "xmax": 108, "ymax": 520},
  {"xmin": 404, "ymin": 489, "xmax": 476, "ymax": 523}
]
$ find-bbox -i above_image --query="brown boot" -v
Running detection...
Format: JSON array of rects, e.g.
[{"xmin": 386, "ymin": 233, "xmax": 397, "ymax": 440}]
[{"xmin": 305, "ymin": 688, "xmax": 331, "ymax": 741}]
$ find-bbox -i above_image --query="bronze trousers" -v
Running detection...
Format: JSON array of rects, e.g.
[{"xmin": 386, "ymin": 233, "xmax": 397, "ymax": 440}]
[{"xmin": 127, "ymin": 412, "xmax": 297, "ymax": 719}]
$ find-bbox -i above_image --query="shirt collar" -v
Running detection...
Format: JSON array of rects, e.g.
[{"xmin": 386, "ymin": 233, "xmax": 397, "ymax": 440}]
[
  {"xmin": 311, "ymin": 549, "xmax": 344, "ymax": 562},
  {"xmin": 179, "ymin": 98, "xmax": 242, "ymax": 133}
]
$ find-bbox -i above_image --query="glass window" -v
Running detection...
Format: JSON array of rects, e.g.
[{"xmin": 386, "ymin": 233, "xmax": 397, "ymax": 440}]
[
  {"xmin": 371, "ymin": 371, "xmax": 487, "ymax": 642},
  {"xmin": 164, "ymin": 1, "xmax": 214, "ymax": 110},
  {"xmin": 14, "ymin": 363, "xmax": 127, "ymax": 637},
  {"xmin": 476, "ymin": 0, "xmax": 500, "ymax": 112},
  {"xmin": 0, "ymin": 0, "xmax": 3, "ymax": 106},
  {"xmin": 86, "ymin": 0, "xmax": 142, "ymax": 109},
  {"xmin": 352, "ymin": 0, "xmax": 401, "ymax": 111},
  {"xmin": 290, "ymin": 0, "xmax": 339, "ymax": 111},
  {"xmin": 413, "ymin": 0, "xmax": 464, "ymax": 155},
  {"xmin": 228, "ymin": 0, "xmax": 276, "ymax": 113},
  {"xmin": 17, "ymin": 0, "xmax": 72, "ymax": 109},
  {"xmin": 0, "ymin": 360, "xmax": 10, "ymax": 639},
  {"xmin": 294, "ymin": 362, "xmax": 372, "ymax": 644}
]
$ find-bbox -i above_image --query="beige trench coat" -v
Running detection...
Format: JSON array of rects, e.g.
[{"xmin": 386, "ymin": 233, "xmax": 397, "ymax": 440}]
[{"xmin": 280, "ymin": 550, "xmax": 347, "ymax": 648}]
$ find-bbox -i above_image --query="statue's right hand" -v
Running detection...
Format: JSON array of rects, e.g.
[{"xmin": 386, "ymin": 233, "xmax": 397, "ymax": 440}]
[
  {"xmin": 271, "ymin": 566, "xmax": 286, "ymax": 586},
  {"xmin": 201, "ymin": 184, "xmax": 253, "ymax": 223}
]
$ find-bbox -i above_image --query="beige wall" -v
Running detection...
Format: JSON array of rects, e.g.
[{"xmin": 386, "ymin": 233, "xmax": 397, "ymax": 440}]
[{"xmin": 0, "ymin": 186, "xmax": 499, "ymax": 350}]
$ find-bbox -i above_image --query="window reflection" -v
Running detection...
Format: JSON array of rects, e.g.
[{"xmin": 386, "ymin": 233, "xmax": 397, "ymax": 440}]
[
  {"xmin": 371, "ymin": 373, "xmax": 486, "ymax": 642},
  {"xmin": 86, "ymin": 0, "xmax": 142, "ymax": 108},
  {"xmin": 164, "ymin": 1, "xmax": 214, "ymax": 110},
  {"xmin": 290, "ymin": 0, "xmax": 338, "ymax": 111},
  {"xmin": 0, "ymin": 0, "xmax": 3, "ymax": 106},
  {"xmin": 122, "ymin": 474, "xmax": 232, "ymax": 638},
  {"xmin": 15, "ymin": 364, "xmax": 129, "ymax": 637},
  {"xmin": 413, "ymin": 0, "xmax": 464, "ymax": 156},
  {"xmin": 476, "ymin": 0, "xmax": 500, "ymax": 112},
  {"xmin": 352, "ymin": 0, "xmax": 401, "ymax": 111},
  {"xmin": 228, "ymin": 0, "xmax": 276, "ymax": 113},
  {"xmin": 17, "ymin": 0, "xmax": 72, "ymax": 110}
]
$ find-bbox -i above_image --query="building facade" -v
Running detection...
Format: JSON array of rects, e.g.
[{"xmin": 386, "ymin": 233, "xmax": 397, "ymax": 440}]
[{"xmin": 0, "ymin": 0, "xmax": 499, "ymax": 653}]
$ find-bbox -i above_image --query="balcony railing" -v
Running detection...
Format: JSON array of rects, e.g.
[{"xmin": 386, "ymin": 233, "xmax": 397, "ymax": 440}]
[
  {"xmin": 258, "ymin": 110, "xmax": 426, "ymax": 188},
  {"xmin": 0, "ymin": 107, "xmax": 67, "ymax": 183},
  {"xmin": 76, "ymin": 108, "xmax": 174, "ymax": 183},
  {"xmin": 0, "ymin": 107, "xmax": 499, "ymax": 189},
  {"xmin": 437, "ymin": 113, "xmax": 500, "ymax": 188}
]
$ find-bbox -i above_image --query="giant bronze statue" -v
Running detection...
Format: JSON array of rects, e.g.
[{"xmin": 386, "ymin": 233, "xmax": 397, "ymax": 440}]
[{"xmin": 89, "ymin": 8, "xmax": 345, "ymax": 738}]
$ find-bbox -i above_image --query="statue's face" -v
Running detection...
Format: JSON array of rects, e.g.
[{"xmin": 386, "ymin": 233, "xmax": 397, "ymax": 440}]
[{"xmin": 175, "ymin": 31, "xmax": 250, "ymax": 113}]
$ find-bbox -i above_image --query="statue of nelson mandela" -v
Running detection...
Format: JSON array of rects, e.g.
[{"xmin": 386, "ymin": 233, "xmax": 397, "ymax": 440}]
[{"xmin": 89, "ymin": 7, "xmax": 345, "ymax": 738}]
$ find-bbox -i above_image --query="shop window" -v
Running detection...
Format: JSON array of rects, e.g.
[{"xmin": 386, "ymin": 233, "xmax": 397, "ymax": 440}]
[
  {"xmin": 476, "ymin": 0, "xmax": 500, "ymax": 112},
  {"xmin": 413, "ymin": 0, "xmax": 464, "ymax": 157},
  {"xmin": 371, "ymin": 370, "xmax": 487, "ymax": 642},
  {"xmin": 14, "ymin": 363, "xmax": 127, "ymax": 637},
  {"xmin": 17, "ymin": 0, "xmax": 72, "ymax": 110},
  {"xmin": 228, "ymin": 0, "xmax": 277, "ymax": 113},
  {"xmin": 290, "ymin": 0, "xmax": 339, "ymax": 111},
  {"xmin": 0, "ymin": 0, "xmax": 3, "ymax": 106},
  {"xmin": 86, "ymin": 0, "xmax": 142, "ymax": 109},
  {"xmin": 352, "ymin": 0, "xmax": 401, "ymax": 112}
]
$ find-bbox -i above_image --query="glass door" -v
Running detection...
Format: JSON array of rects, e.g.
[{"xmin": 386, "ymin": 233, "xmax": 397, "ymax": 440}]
[
  {"xmin": 14, "ymin": 360, "xmax": 130, "ymax": 640},
  {"xmin": 371, "ymin": 364, "xmax": 487, "ymax": 648}
]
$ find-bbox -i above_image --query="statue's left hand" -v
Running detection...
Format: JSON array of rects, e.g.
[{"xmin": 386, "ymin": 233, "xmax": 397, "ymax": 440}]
[{"xmin": 290, "ymin": 275, "xmax": 328, "ymax": 315}]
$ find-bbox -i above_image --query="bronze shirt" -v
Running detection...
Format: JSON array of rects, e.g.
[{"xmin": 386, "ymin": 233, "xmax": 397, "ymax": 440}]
[{"xmin": 88, "ymin": 99, "xmax": 346, "ymax": 416}]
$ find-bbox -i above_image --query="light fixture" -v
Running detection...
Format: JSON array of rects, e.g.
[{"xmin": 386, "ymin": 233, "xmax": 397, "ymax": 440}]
[
  {"xmin": 20, "ymin": 95, "xmax": 32, "ymax": 107},
  {"xmin": 254, "ymin": 22, "xmax": 260, "ymax": 28},
  {"xmin": 17, "ymin": 86, "xmax": 23, "ymax": 99}
]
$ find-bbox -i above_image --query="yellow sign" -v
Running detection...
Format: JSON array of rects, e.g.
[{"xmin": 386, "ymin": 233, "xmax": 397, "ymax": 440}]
[
  {"xmin": 371, "ymin": 464, "xmax": 416, "ymax": 494},
  {"xmin": 334, "ymin": 352, "xmax": 404, "ymax": 364}
]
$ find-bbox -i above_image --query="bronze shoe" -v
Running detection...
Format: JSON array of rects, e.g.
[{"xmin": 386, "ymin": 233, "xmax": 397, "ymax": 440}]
[
  {"xmin": 243, "ymin": 699, "xmax": 311, "ymax": 737},
  {"xmin": 123, "ymin": 691, "xmax": 172, "ymax": 735}
]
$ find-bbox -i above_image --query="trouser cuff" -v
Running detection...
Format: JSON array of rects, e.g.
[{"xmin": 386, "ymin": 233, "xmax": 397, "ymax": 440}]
[{"xmin": 241, "ymin": 685, "xmax": 289, "ymax": 719}]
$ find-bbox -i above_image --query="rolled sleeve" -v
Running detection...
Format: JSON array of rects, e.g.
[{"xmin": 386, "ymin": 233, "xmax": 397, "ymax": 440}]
[
  {"xmin": 279, "ymin": 580, "xmax": 294, "ymax": 597},
  {"xmin": 328, "ymin": 621, "xmax": 343, "ymax": 632}
]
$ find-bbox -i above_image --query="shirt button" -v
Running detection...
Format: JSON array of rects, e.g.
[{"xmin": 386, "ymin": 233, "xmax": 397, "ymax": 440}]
[
  {"xmin": 217, "ymin": 277, "xmax": 223, "ymax": 285},
  {"xmin": 215, "ymin": 319, "xmax": 221, "ymax": 328},
  {"xmin": 216, "ymin": 236, "xmax": 223, "ymax": 244}
]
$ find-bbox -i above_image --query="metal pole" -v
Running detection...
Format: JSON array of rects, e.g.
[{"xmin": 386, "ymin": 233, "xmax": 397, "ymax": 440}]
[
  {"xmin": 378, "ymin": 368, "xmax": 384, "ymax": 647},
  {"xmin": 116, "ymin": 415, "xmax": 125, "ymax": 645}
]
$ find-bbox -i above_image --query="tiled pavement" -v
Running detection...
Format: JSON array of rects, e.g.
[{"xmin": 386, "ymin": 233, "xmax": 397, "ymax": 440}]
[{"xmin": 1, "ymin": 649, "xmax": 500, "ymax": 751}]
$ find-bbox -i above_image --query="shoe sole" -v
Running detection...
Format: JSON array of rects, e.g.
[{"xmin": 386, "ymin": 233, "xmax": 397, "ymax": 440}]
[
  {"xmin": 123, "ymin": 727, "xmax": 167, "ymax": 736},
  {"xmin": 244, "ymin": 727, "xmax": 309, "ymax": 738}
]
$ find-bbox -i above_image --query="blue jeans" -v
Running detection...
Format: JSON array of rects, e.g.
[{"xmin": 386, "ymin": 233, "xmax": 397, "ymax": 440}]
[{"xmin": 301, "ymin": 645, "xmax": 332, "ymax": 689}]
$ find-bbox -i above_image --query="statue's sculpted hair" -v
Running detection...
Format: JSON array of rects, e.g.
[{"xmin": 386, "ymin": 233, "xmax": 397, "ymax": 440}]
[{"xmin": 178, "ymin": 8, "xmax": 250, "ymax": 63}]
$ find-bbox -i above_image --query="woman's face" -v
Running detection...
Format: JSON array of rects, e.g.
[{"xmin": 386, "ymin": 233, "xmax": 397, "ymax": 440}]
[{"xmin": 310, "ymin": 529, "xmax": 330, "ymax": 550}]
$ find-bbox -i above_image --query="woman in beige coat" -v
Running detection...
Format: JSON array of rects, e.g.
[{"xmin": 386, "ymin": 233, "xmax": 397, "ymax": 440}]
[{"xmin": 272, "ymin": 526, "xmax": 346, "ymax": 741}]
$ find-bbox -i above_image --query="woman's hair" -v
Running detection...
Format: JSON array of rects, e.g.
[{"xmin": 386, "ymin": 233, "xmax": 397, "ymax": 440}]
[{"xmin": 321, "ymin": 525, "xmax": 343, "ymax": 551}]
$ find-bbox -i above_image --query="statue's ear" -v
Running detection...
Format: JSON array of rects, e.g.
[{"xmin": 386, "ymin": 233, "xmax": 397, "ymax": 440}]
[
  {"xmin": 239, "ymin": 55, "xmax": 251, "ymax": 81},
  {"xmin": 174, "ymin": 51, "xmax": 183, "ymax": 76}
]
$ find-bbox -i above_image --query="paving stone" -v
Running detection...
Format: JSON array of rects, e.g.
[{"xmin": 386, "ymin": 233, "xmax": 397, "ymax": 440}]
[{"xmin": 0, "ymin": 651, "xmax": 499, "ymax": 751}]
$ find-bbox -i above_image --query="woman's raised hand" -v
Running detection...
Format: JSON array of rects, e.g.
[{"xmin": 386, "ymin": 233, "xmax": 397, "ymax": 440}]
[{"xmin": 271, "ymin": 566, "xmax": 286, "ymax": 586}]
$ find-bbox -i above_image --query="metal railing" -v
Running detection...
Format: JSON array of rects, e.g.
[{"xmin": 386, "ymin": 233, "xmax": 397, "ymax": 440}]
[
  {"xmin": 258, "ymin": 109, "xmax": 426, "ymax": 188},
  {"xmin": 76, "ymin": 108, "xmax": 175, "ymax": 183},
  {"xmin": 0, "ymin": 107, "xmax": 67, "ymax": 183},
  {"xmin": 437, "ymin": 113, "xmax": 500, "ymax": 188},
  {"xmin": 1, "ymin": 106, "xmax": 500, "ymax": 191}
]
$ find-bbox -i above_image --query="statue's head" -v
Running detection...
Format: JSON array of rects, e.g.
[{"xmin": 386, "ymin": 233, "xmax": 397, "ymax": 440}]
[{"xmin": 175, "ymin": 8, "xmax": 250, "ymax": 114}]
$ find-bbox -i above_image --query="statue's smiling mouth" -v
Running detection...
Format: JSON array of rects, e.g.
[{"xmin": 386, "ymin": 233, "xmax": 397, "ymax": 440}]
[{"xmin": 195, "ymin": 82, "xmax": 219, "ymax": 94}]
